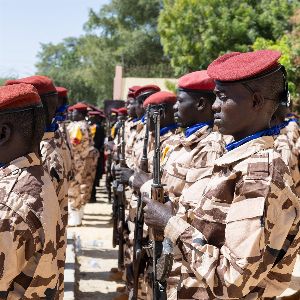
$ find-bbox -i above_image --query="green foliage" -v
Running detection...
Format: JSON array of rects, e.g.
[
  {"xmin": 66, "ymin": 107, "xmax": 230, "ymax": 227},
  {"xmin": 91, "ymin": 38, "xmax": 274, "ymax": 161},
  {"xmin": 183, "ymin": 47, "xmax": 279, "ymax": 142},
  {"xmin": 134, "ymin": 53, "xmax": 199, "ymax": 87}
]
[
  {"xmin": 158, "ymin": 0, "xmax": 298, "ymax": 76},
  {"xmin": 0, "ymin": 77, "xmax": 15, "ymax": 86},
  {"xmin": 36, "ymin": 0, "xmax": 172, "ymax": 105}
]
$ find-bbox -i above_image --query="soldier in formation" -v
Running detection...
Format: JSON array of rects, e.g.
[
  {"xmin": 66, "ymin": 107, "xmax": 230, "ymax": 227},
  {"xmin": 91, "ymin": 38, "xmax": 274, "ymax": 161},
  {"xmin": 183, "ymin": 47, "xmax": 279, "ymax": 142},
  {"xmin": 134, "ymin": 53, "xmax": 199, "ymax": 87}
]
[
  {"xmin": 108, "ymin": 49, "xmax": 300, "ymax": 300},
  {"xmin": 0, "ymin": 48, "xmax": 299, "ymax": 300}
]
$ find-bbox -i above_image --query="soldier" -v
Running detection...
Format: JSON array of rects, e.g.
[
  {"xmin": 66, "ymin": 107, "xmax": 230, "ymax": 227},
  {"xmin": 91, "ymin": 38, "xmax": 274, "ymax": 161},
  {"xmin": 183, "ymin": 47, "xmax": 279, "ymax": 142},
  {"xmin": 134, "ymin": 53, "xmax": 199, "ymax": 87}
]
[
  {"xmin": 0, "ymin": 83, "xmax": 62, "ymax": 298},
  {"xmin": 67, "ymin": 102, "xmax": 91, "ymax": 226},
  {"xmin": 89, "ymin": 110, "xmax": 106, "ymax": 202},
  {"xmin": 143, "ymin": 50, "xmax": 300, "ymax": 299},
  {"xmin": 149, "ymin": 71, "xmax": 226, "ymax": 299},
  {"xmin": 55, "ymin": 86, "xmax": 73, "ymax": 185},
  {"xmin": 5, "ymin": 76, "xmax": 68, "ymax": 297}
]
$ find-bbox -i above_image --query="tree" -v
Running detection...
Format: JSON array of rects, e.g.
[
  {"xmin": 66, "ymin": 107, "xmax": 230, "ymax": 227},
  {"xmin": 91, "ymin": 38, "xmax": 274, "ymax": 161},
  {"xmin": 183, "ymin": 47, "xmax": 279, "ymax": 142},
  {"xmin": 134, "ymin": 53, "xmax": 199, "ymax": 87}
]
[
  {"xmin": 158, "ymin": 0, "xmax": 298, "ymax": 76},
  {"xmin": 36, "ymin": 0, "xmax": 172, "ymax": 105}
]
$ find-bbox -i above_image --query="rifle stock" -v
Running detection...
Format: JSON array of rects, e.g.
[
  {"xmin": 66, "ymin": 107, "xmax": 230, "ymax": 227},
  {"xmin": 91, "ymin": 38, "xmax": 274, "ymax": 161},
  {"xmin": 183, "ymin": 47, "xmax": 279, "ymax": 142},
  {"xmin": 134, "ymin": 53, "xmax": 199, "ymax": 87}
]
[
  {"xmin": 117, "ymin": 117, "xmax": 126, "ymax": 271},
  {"xmin": 132, "ymin": 108, "xmax": 150, "ymax": 299}
]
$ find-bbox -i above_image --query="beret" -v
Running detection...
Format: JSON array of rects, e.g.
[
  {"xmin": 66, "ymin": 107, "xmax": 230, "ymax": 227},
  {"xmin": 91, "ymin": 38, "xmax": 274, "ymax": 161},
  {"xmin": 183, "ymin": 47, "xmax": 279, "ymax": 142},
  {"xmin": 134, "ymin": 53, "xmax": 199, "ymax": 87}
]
[
  {"xmin": 178, "ymin": 70, "xmax": 215, "ymax": 92},
  {"xmin": 72, "ymin": 102, "xmax": 89, "ymax": 111},
  {"xmin": 143, "ymin": 91, "xmax": 177, "ymax": 108},
  {"xmin": 0, "ymin": 83, "xmax": 41, "ymax": 112},
  {"xmin": 207, "ymin": 50, "xmax": 281, "ymax": 82},
  {"xmin": 6, "ymin": 75, "xmax": 57, "ymax": 96},
  {"xmin": 68, "ymin": 106, "xmax": 74, "ymax": 112},
  {"xmin": 117, "ymin": 107, "xmax": 128, "ymax": 115},
  {"xmin": 56, "ymin": 87, "xmax": 68, "ymax": 97},
  {"xmin": 111, "ymin": 108, "xmax": 119, "ymax": 114},
  {"xmin": 88, "ymin": 111, "xmax": 105, "ymax": 117},
  {"xmin": 134, "ymin": 85, "xmax": 161, "ymax": 98}
]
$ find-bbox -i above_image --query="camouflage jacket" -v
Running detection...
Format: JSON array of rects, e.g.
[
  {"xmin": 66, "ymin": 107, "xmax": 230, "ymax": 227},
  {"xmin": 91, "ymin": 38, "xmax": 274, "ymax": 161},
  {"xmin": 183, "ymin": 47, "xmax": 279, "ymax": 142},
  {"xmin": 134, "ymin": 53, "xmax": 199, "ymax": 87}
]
[
  {"xmin": 275, "ymin": 120, "xmax": 300, "ymax": 194},
  {"xmin": 161, "ymin": 126, "xmax": 225, "ymax": 207},
  {"xmin": 40, "ymin": 132, "xmax": 68, "ymax": 222},
  {"xmin": 0, "ymin": 153, "xmax": 61, "ymax": 299},
  {"xmin": 125, "ymin": 119, "xmax": 138, "ymax": 169},
  {"xmin": 165, "ymin": 136, "xmax": 300, "ymax": 299},
  {"xmin": 56, "ymin": 124, "xmax": 73, "ymax": 182},
  {"xmin": 67, "ymin": 120, "xmax": 91, "ymax": 171}
]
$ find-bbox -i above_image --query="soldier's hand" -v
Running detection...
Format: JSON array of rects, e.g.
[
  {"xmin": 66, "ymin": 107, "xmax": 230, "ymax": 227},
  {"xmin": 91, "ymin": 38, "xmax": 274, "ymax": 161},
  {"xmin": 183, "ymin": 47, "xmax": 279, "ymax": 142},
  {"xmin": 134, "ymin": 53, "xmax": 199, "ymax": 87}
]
[
  {"xmin": 143, "ymin": 196, "xmax": 174, "ymax": 230},
  {"xmin": 115, "ymin": 167, "xmax": 134, "ymax": 184}
]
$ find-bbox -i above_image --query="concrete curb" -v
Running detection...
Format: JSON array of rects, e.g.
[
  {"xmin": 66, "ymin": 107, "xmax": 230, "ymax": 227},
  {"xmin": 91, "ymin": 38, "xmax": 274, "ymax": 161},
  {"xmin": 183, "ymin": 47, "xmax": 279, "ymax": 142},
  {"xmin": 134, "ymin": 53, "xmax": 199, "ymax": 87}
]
[{"xmin": 64, "ymin": 231, "xmax": 76, "ymax": 300}]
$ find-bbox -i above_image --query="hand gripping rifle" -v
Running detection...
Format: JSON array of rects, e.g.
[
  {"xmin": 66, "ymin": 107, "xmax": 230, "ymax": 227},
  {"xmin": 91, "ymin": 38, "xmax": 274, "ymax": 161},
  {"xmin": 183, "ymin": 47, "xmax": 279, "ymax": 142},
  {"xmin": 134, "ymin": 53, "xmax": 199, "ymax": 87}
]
[
  {"xmin": 132, "ymin": 107, "xmax": 150, "ymax": 300},
  {"xmin": 117, "ymin": 116, "xmax": 126, "ymax": 271},
  {"xmin": 151, "ymin": 105, "xmax": 173, "ymax": 300}
]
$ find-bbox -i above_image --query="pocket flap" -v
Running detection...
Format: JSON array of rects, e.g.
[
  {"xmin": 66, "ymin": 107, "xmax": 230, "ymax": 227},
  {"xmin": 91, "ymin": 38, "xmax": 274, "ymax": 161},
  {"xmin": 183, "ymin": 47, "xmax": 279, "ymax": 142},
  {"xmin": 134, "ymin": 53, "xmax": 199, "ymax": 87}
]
[
  {"xmin": 186, "ymin": 167, "xmax": 213, "ymax": 183},
  {"xmin": 226, "ymin": 197, "xmax": 265, "ymax": 223}
]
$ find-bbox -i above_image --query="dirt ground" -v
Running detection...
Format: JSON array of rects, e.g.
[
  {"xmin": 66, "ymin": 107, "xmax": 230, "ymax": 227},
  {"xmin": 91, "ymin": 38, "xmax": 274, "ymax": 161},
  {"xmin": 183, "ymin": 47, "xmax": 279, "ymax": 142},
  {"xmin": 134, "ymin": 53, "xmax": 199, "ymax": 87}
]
[{"xmin": 68, "ymin": 177, "xmax": 128, "ymax": 300}]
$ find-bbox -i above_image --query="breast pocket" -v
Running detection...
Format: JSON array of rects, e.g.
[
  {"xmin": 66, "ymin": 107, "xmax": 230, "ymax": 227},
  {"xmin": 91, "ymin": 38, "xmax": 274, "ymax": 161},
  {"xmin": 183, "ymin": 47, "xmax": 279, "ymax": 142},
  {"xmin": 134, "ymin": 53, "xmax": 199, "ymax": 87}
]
[
  {"xmin": 225, "ymin": 197, "xmax": 265, "ymax": 258},
  {"xmin": 193, "ymin": 198, "xmax": 230, "ymax": 248}
]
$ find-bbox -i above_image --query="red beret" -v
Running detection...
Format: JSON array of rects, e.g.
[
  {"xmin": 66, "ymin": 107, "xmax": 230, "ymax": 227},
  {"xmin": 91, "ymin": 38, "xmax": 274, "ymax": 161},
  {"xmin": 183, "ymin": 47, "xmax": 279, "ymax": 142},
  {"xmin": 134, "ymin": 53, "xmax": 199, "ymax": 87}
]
[
  {"xmin": 0, "ymin": 83, "xmax": 41, "ymax": 111},
  {"xmin": 207, "ymin": 50, "xmax": 281, "ymax": 82},
  {"xmin": 178, "ymin": 70, "xmax": 215, "ymax": 92},
  {"xmin": 88, "ymin": 111, "xmax": 105, "ymax": 117},
  {"xmin": 111, "ymin": 108, "xmax": 119, "ymax": 114},
  {"xmin": 56, "ymin": 86, "xmax": 68, "ymax": 97},
  {"xmin": 143, "ymin": 91, "xmax": 176, "ymax": 108},
  {"xmin": 5, "ymin": 75, "xmax": 57, "ymax": 96},
  {"xmin": 134, "ymin": 85, "xmax": 161, "ymax": 98},
  {"xmin": 117, "ymin": 107, "xmax": 128, "ymax": 115},
  {"xmin": 72, "ymin": 102, "xmax": 89, "ymax": 111},
  {"xmin": 68, "ymin": 106, "xmax": 74, "ymax": 112}
]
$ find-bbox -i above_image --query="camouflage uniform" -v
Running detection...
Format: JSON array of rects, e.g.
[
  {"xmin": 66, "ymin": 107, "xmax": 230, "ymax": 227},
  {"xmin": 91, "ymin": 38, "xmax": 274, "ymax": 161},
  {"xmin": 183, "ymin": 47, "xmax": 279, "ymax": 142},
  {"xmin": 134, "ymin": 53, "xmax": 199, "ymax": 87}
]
[
  {"xmin": 81, "ymin": 146, "xmax": 99, "ymax": 204},
  {"xmin": 0, "ymin": 153, "xmax": 62, "ymax": 299},
  {"xmin": 160, "ymin": 126, "xmax": 225, "ymax": 299},
  {"xmin": 56, "ymin": 122, "xmax": 73, "ymax": 183},
  {"xmin": 67, "ymin": 120, "xmax": 90, "ymax": 210},
  {"xmin": 275, "ymin": 119, "xmax": 300, "ymax": 299},
  {"xmin": 40, "ymin": 132, "xmax": 68, "ymax": 297},
  {"xmin": 164, "ymin": 136, "xmax": 300, "ymax": 299}
]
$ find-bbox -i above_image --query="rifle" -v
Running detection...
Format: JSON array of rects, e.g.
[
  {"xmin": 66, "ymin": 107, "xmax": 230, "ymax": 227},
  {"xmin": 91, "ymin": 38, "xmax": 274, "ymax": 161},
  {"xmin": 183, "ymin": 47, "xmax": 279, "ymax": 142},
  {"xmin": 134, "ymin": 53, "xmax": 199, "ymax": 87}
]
[
  {"xmin": 117, "ymin": 116, "xmax": 126, "ymax": 271},
  {"xmin": 105, "ymin": 117, "xmax": 113, "ymax": 204},
  {"xmin": 151, "ymin": 105, "xmax": 173, "ymax": 300},
  {"xmin": 132, "ymin": 107, "xmax": 150, "ymax": 300},
  {"xmin": 112, "ymin": 118, "xmax": 121, "ymax": 249}
]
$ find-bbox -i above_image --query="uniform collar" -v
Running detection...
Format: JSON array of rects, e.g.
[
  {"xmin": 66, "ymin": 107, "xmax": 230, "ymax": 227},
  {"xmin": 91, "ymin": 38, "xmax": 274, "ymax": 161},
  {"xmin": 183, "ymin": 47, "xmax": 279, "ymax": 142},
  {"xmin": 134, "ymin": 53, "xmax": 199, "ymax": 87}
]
[
  {"xmin": 181, "ymin": 124, "xmax": 212, "ymax": 147},
  {"xmin": 215, "ymin": 136, "xmax": 274, "ymax": 166},
  {"xmin": 0, "ymin": 153, "xmax": 41, "ymax": 180},
  {"xmin": 160, "ymin": 123, "xmax": 178, "ymax": 136}
]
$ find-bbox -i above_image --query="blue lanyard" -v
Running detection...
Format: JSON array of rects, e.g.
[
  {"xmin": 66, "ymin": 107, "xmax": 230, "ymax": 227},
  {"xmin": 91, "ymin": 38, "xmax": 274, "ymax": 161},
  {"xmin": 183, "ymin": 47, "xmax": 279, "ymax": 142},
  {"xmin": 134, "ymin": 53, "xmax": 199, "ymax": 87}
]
[
  {"xmin": 133, "ymin": 117, "xmax": 141, "ymax": 123},
  {"xmin": 225, "ymin": 124, "xmax": 286, "ymax": 151},
  {"xmin": 141, "ymin": 115, "xmax": 146, "ymax": 124},
  {"xmin": 0, "ymin": 163, "xmax": 5, "ymax": 169},
  {"xmin": 160, "ymin": 123, "xmax": 178, "ymax": 136},
  {"xmin": 185, "ymin": 121, "xmax": 213, "ymax": 138},
  {"xmin": 45, "ymin": 120, "xmax": 59, "ymax": 132}
]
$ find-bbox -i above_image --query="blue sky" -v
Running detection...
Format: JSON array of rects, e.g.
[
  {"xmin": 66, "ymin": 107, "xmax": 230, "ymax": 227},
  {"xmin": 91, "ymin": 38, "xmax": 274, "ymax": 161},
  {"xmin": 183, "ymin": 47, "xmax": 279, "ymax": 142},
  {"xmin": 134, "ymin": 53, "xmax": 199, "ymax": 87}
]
[{"xmin": 0, "ymin": 0, "xmax": 109, "ymax": 78}]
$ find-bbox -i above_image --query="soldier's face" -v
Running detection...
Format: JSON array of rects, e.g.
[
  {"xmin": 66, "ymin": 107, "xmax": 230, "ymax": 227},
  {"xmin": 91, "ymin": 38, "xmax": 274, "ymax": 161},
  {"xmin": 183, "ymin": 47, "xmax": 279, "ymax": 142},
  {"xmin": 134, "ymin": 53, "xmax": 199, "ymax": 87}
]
[
  {"xmin": 126, "ymin": 98, "xmax": 137, "ymax": 118},
  {"xmin": 135, "ymin": 102, "xmax": 145, "ymax": 118},
  {"xmin": 175, "ymin": 91, "xmax": 200, "ymax": 128},
  {"xmin": 213, "ymin": 83, "xmax": 257, "ymax": 140}
]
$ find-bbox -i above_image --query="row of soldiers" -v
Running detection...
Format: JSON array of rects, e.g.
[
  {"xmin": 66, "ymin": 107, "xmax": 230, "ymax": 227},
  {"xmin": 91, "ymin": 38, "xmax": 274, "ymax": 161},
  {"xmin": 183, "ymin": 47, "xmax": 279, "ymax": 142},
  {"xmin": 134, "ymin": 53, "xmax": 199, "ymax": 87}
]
[
  {"xmin": 107, "ymin": 49, "xmax": 300, "ymax": 300},
  {"xmin": 0, "ymin": 75, "xmax": 105, "ymax": 298}
]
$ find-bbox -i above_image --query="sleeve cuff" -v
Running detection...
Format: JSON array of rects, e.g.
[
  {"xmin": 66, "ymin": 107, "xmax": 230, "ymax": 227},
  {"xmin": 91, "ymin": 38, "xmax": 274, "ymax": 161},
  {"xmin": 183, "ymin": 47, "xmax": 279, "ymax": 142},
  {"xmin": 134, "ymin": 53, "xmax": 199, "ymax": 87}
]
[{"xmin": 164, "ymin": 215, "xmax": 190, "ymax": 244}]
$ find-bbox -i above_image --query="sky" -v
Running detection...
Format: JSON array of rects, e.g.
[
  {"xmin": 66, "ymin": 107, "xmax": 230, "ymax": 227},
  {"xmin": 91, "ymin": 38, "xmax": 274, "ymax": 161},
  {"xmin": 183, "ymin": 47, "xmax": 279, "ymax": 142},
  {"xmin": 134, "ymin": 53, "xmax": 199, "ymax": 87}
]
[{"xmin": 0, "ymin": 0, "xmax": 109, "ymax": 78}]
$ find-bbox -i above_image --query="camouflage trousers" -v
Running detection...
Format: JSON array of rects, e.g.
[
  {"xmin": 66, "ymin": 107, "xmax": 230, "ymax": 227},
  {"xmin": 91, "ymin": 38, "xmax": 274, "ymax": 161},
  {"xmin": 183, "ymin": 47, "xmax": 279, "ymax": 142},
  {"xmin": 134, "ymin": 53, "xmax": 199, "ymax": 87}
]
[{"xmin": 81, "ymin": 147, "xmax": 99, "ymax": 204}]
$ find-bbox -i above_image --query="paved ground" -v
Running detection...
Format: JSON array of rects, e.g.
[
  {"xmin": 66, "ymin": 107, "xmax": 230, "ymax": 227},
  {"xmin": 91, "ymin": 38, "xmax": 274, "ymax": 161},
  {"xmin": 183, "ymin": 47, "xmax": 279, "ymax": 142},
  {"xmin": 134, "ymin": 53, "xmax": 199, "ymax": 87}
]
[{"xmin": 67, "ymin": 177, "xmax": 127, "ymax": 300}]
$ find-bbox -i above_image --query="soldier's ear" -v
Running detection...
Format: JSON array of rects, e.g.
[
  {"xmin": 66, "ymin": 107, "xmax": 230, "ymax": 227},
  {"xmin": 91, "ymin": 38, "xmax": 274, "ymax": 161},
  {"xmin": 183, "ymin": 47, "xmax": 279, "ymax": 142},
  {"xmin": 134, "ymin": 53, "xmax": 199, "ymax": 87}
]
[
  {"xmin": 196, "ymin": 97, "xmax": 206, "ymax": 111},
  {"xmin": 0, "ymin": 124, "xmax": 11, "ymax": 146}
]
